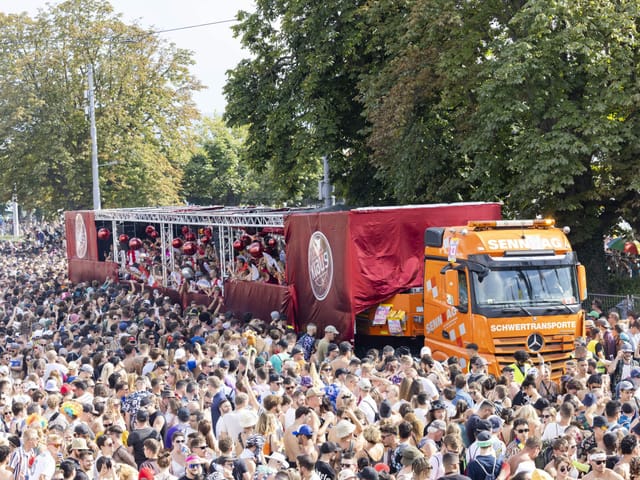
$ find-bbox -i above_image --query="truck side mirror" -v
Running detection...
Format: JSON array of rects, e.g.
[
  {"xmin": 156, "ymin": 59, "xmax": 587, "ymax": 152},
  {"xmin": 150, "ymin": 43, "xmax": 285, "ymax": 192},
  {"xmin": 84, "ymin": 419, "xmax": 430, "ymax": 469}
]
[
  {"xmin": 444, "ymin": 269, "xmax": 459, "ymax": 306},
  {"xmin": 577, "ymin": 265, "xmax": 587, "ymax": 301}
]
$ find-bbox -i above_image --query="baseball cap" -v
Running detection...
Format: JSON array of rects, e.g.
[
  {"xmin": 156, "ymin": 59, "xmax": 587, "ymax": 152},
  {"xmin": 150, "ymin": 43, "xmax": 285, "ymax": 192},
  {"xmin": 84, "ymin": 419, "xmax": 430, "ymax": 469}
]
[
  {"xmin": 488, "ymin": 415, "xmax": 504, "ymax": 432},
  {"xmin": 592, "ymin": 416, "xmax": 608, "ymax": 429},
  {"xmin": 532, "ymin": 398, "xmax": 551, "ymax": 412},
  {"xmin": 428, "ymin": 420, "xmax": 447, "ymax": 432},
  {"xmin": 400, "ymin": 446, "xmax": 423, "ymax": 466},
  {"xmin": 319, "ymin": 441, "xmax": 341, "ymax": 454},
  {"xmin": 582, "ymin": 393, "xmax": 597, "ymax": 408},
  {"xmin": 325, "ymin": 325, "xmax": 339, "ymax": 334},
  {"xmin": 136, "ymin": 409, "xmax": 149, "ymax": 423},
  {"xmin": 293, "ymin": 424, "xmax": 313, "ymax": 437},
  {"xmin": 619, "ymin": 380, "xmax": 635, "ymax": 391},
  {"xmin": 477, "ymin": 431, "xmax": 493, "ymax": 448},
  {"xmin": 357, "ymin": 467, "xmax": 379, "ymax": 480},
  {"xmin": 357, "ymin": 379, "xmax": 372, "ymax": 391}
]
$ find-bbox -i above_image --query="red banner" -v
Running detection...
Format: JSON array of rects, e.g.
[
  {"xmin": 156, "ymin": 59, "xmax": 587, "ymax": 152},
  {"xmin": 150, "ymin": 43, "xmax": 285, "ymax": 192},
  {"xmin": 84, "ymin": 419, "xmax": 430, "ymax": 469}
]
[{"xmin": 64, "ymin": 211, "xmax": 98, "ymax": 261}]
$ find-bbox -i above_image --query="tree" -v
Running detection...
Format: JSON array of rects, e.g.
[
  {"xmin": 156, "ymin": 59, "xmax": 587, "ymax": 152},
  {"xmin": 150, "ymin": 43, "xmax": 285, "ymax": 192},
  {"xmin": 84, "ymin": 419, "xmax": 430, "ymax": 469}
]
[
  {"xmin": 183, "ymin": 116, "xmax": 317, "ymax": 206},
  {"xmin": 0, "ymin": 0, "xmax": 202, "ymax": 215},
  {"xmin": 224, "ymin": 0, "xmax": 389, "ymax": 205},
  {"xmin": 462, "ymin": 0, "xmax": 640, "ymax": 290}
]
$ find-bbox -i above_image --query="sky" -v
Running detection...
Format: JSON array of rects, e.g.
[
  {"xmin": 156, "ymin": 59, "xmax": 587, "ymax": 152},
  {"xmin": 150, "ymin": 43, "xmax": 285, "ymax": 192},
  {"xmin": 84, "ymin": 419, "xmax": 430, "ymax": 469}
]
[{"xmin": 0, "ymin": 0, "xmax": 256, "ymax": 116}]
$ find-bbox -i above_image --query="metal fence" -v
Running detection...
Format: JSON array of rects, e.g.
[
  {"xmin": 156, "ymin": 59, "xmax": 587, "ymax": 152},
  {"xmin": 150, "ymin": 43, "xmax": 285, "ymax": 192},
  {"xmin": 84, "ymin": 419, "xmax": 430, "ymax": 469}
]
[{"xmin": 585, "ymin": 293, "xmax": 639, "ymax": 317}]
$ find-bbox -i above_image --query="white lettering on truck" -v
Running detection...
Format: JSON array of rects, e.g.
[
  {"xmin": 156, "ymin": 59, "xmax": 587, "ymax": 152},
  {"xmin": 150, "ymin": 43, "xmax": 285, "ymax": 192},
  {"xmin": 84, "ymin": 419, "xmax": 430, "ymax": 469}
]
[
  {"xmin": 487, "ymin": 236, "xmax": 564, "ymax": 250},
  {"xmin": 490, "ymin": 321, "xmax": 576, "ymax": 332}
]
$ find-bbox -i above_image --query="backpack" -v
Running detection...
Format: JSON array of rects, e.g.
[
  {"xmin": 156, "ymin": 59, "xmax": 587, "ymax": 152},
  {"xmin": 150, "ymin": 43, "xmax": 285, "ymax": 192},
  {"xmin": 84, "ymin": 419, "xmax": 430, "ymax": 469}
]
[
  {"xmin": 475, "ymin": 456, "xmax": 497, "ymax": 480},
  {"xmin": 534, "ymin": 440, "xmax": 554, "ymax": 470}
]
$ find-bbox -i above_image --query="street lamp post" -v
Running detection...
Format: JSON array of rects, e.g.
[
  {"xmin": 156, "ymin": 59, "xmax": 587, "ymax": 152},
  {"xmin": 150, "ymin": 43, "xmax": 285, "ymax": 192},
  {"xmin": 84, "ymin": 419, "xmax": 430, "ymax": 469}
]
[{"xmin": 87, "ymin": 63, "xmax": 101, "ymax": 210}]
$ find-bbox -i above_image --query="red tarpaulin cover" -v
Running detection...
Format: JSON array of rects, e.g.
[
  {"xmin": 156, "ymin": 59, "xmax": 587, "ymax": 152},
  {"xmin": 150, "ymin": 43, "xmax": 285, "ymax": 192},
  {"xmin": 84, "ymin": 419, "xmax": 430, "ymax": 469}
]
[{"xmin": 285, "ymin": 203, "xmax": 501, "ymax": 340}]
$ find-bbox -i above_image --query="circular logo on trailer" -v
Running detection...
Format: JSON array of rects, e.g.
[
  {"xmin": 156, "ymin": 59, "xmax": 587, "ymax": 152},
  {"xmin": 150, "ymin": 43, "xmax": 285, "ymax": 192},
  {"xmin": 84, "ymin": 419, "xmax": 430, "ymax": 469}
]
[
  {"xmin": 527, "ymin": 333, "xmax": 544, "ymax": 352},
  {"xmin": 308, "ymin": 231, "xmax": 333, "ymax": 301},
  {"xmin": 75, "ymin": 213, "xmax": 87, "ymax": 259}
]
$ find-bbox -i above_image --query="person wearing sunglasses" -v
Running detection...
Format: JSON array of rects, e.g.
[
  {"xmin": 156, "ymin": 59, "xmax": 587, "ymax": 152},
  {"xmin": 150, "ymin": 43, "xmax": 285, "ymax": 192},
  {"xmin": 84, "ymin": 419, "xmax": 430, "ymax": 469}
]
[
  {"xmin": 583, "ymin": 450, "xmax": 623, "ymax": 480},
  {"xmin": 29, "ymin": 433, "xmax": 63, "ymax": 480},
  {"xmin": 504, "ymin": 418, "xmax": 530, "ymax": 460},
  {"xmin": 552, "ymin": 455, "xmax": 573, "ymax": 480},
  {"xmin": 181, "ymin": 454, "xmax": 206, "ymax": 480}
]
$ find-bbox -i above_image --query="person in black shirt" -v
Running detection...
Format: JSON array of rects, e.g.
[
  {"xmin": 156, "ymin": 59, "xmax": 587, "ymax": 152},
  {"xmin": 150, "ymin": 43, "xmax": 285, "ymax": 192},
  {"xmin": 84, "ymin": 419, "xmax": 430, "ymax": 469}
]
[
  {"xmin": 127, "ymin": 409, "xmax": 161, "ymax": 467},
  {"xmin": 315, "ymin": 442, "xmax": 340, "ymax": 480}
]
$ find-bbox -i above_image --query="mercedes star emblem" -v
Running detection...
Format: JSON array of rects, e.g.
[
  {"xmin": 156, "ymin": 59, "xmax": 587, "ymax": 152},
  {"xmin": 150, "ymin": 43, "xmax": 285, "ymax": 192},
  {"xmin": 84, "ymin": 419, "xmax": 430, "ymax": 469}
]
[{"xmin": 527, "ymin": 333, "xmax": 544, "ymax": 352}]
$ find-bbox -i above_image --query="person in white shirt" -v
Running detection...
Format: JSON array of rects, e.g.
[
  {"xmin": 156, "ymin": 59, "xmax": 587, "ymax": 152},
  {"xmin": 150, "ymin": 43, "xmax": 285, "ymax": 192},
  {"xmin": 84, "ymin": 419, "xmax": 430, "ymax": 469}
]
[
  {"xmin": 542, "ymin": 402, "xmax": 574, "ymax": 441},
  {"xmin": 357, "ymin": 379, "xmax": 378, "ymax": 425},
  {"xmin": 30, "ymin": 433, "xmax": 63, "ymax": 480}
]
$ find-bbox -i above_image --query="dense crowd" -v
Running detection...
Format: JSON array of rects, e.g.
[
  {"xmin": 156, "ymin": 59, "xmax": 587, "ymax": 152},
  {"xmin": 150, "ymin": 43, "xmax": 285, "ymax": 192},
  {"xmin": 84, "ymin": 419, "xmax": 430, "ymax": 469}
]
[{"xmin": 0, "ymin": 226, "xmax": 640, "ymax": 480}]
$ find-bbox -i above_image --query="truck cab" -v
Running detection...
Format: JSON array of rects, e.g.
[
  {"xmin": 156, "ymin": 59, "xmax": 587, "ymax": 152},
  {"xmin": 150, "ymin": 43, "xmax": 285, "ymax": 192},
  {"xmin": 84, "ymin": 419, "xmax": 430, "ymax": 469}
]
[{"xmin": 424, "ymin": 219, "xmax": 587, "ymax": 377}]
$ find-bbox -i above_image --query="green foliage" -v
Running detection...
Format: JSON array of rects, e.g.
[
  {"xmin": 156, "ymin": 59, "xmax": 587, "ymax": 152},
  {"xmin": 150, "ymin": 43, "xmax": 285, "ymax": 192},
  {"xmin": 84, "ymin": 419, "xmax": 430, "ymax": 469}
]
[
  {"xmin": 182, "ymin": 116, "xmax": 317, "ymax": 206},
  {"xmin": 224, "ymin": 0, "xmax": 389, "ymax": 205},
  {"xmin": 0, "ymin": 0, "xmax": 202, "ymax": 214}
]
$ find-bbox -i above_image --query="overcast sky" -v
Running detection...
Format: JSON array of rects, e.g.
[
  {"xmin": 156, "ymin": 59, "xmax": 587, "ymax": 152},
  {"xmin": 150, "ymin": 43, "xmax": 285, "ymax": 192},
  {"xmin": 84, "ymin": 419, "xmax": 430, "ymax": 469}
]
[{"xmin": 0, "ymin": 0, "xmax": 256, "ymax": 116}]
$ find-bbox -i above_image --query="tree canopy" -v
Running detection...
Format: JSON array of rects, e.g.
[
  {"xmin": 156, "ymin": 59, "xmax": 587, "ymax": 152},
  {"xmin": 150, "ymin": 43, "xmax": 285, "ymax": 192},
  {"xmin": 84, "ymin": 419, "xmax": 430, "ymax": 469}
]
[
  {"xmin": 225, "ymin": 0, "xmax": 640, "ymax": 290},
  {"xmin": 0, "ymin": 0, "xmax": 202, "ymax": 214}
]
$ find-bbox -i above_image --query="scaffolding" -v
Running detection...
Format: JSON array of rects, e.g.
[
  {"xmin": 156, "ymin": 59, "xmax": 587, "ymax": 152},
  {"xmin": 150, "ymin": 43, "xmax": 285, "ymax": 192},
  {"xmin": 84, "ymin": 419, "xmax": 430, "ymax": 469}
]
[{"xmin": 93, "ymin": 205, "xmax": 313, "ymax": 288}]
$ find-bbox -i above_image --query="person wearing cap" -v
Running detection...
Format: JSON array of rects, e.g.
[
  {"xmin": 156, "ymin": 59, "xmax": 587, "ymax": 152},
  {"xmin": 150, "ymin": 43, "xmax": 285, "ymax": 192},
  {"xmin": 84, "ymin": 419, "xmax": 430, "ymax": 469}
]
[
  {"xmin": 357, "ymin": 379, "xmax": 378, "ymax": 425},
  {"xmin": 293, "ymin": 425, "xmax": 317, "ymax": 462},
  {"xmin": 357, "ymin": 466, "xmax": 379, "ymax": 480},
  {"xmin": 289, "ymin": 345, "xmax": 306, "ymax": 369},
  {"xmin": 468, "ymin": 432, "xmax": 507, "ymax": 479},
  {"xmin": 597, "ymin": 318, "xmax": 618, "ymax": 361},
  {"xmin": 465, "ymin": 400, "xmax": 495, "ymax": 444},
  {"xmin": 315, "ymin": 441, "xmax": 340, "ymax": 480},
  {"xmin": 283, "ymin": 407, "xmax": 313, "ymax": 465},
  {"xmin": 610, "ymin": 343, "xmax": 640, "ymax": 388},
  {"xmin": 394, "ymin": 446, "xmax": 423, "ymax": 480},
  {"xmin": 317, "ymin": 326, "xmax": 339, "ymax": 364},
  {"xmin": 180, "ymin": 454, "xmax": 208, "ymax": 480},
  {"xmin": 619, "ymin": 381, "xmax": 639, "ymax": 413},
  {"xmin": 338, "ymin": 469, "xmax": 357, "ymax": 480},
  {"xmin": 465, "ymin": 418, "xmax": 502, "ymax": 464},
  {"xmin": 583, "ymin": 448, "xmax": 624, "ymax": 480}
]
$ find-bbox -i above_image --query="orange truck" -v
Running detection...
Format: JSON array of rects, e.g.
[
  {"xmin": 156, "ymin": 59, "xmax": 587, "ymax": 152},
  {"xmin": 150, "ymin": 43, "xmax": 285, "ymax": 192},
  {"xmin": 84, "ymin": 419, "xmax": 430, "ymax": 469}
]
[{"xmin": 361, "ymin": 219, "xmax": 587, "ymax": 376}]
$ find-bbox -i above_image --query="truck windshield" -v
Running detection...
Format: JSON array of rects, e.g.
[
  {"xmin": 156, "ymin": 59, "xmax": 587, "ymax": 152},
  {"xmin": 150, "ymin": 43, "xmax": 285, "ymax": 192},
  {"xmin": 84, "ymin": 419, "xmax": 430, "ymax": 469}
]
[{"xmin": 471, "ymin": 266, "xmax": 578, "ymax": 306}]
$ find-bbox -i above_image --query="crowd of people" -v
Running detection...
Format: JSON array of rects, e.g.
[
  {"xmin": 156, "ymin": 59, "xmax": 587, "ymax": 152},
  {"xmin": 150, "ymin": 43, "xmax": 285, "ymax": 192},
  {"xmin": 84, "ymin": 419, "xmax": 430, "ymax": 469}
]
[
  {"xmin": 1, "ymin": 227, "xmax": 640, "ymax": 480},
  {"xmin": 114, "ymin": 230, "xmax": 286, "ymax": 295}
]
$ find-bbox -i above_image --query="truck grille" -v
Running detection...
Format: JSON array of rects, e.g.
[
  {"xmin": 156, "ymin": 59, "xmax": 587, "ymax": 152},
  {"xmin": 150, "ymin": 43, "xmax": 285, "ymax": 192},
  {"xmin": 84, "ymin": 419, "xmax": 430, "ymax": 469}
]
[{"xmin": 493, "ymin": 334, "xmax": 575, "ymax": 378}]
